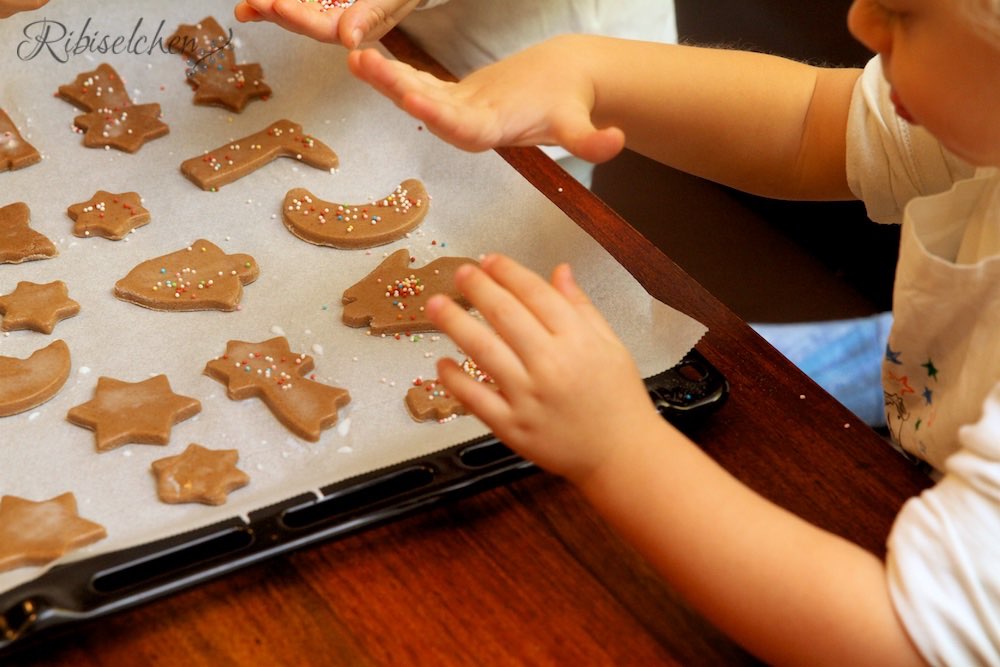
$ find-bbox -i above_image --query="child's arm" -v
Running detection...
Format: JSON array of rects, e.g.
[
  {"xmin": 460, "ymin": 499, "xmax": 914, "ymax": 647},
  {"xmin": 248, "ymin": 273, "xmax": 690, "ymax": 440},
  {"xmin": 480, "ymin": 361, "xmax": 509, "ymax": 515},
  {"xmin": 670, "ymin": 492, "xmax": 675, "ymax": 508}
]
[
  {"xmin": 427, "ymin": 255, "xmax": 925, "ymax": 666},
  {"xmin": 349, "ymin": 34, "xmax": 862, "ymax": 201},
  {"xmin": 234, "ymin": 0, "xmax": 420, "ymax": 49}
]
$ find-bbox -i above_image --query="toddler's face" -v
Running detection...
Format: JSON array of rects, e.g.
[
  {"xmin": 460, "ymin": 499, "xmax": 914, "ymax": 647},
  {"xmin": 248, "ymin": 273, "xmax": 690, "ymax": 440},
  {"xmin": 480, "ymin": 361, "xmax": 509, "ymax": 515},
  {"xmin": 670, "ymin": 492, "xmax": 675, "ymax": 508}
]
[{"xmin": 848, "ymin": 0, "xmax": 1000, "ymax": 166}]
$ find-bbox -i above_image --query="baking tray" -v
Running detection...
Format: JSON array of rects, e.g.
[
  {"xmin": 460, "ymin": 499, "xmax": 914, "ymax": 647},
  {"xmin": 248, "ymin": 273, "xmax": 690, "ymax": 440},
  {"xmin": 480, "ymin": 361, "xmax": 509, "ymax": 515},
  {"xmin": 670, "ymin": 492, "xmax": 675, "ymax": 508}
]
[{"xmin": 0, "ymin": 349, "xmax": 726, "ymax": 655}]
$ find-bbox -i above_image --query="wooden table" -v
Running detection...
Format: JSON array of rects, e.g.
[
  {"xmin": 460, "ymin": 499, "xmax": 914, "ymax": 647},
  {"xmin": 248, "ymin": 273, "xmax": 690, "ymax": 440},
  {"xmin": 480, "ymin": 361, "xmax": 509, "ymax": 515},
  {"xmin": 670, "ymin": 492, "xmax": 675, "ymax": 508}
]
[{"xmin": 4, "ymin": 30, "xmax": 933, "ymax": 666}]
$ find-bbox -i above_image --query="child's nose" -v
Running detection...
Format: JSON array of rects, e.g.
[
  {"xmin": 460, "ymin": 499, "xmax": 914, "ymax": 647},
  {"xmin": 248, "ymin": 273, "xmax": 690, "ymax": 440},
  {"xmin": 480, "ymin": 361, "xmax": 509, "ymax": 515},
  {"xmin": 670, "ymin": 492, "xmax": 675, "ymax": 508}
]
[{"xmin": 847, "ymin": 1, "xmax": 893, "ymax": 56}]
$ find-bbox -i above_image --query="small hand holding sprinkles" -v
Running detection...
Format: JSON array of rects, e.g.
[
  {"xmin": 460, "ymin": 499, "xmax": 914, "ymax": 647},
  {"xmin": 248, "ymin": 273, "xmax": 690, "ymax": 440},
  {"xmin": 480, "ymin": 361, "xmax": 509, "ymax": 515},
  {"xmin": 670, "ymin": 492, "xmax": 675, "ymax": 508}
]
[{"xmin": 204, "ymin": 337, "xmax": 351, "ymax": 442}]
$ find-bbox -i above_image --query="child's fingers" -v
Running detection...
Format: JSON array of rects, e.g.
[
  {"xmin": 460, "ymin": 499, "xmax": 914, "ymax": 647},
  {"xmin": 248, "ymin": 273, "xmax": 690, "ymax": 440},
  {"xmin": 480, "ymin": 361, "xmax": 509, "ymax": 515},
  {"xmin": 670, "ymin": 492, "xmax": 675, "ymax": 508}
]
[
  {"xmin": 424, "ymin": 294, "xmax": 529, "ymax": 390},
  {"xmin": 550, "ymin": 263, "xmax": 619, "ymax": 340},
  {"xmin": 244, "ymin": 0, "xmax": 280, "ymax": 21},
  {"xmin": 234, "ymin": 3, "xmax": 264, "ymax": 22},
  {"xmin": 340, "ymin": 0, "xmax": 421, "ymax": 48},
  {"xmin": 272, "ymin": 0, "xmax": 342, "ymax": 42},
  {"xmin": 550, "ymin": 106, "xmax": 626, "ymax": 164},
  {"xmin": 436, "ymin": 357, "xmax": 513, "ymax": 430},
  {"xmin": 477, "ymin": 254, "xmax": 583, "ymax": 336}
]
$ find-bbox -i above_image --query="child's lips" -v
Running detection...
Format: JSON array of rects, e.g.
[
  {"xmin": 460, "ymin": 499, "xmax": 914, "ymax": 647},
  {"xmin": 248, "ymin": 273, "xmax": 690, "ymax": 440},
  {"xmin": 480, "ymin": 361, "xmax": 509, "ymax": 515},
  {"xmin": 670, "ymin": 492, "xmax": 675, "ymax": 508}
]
[{"xmin": 890, "ymin": 89, "xmax": 916, "ymax": 124}]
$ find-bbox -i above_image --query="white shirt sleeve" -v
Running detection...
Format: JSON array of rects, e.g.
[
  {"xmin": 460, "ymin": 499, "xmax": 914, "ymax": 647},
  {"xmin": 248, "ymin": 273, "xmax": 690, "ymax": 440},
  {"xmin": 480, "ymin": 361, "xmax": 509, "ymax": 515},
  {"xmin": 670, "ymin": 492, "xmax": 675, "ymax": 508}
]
[
  {"xmin": 886, "ymin": 383, "xmax": 1000, "ymax": 665},
  {"xmin": 846, "ymin": 56, "xmax": 974, "ymax": 224}
]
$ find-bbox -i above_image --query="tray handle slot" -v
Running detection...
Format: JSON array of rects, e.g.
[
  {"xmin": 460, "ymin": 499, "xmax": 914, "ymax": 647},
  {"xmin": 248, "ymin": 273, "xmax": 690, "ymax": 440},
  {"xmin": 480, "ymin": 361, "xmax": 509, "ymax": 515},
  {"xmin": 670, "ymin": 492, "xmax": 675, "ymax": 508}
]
[{"xmin": 457, "ymin": 440, "xmax": 517, "ymax": 469}]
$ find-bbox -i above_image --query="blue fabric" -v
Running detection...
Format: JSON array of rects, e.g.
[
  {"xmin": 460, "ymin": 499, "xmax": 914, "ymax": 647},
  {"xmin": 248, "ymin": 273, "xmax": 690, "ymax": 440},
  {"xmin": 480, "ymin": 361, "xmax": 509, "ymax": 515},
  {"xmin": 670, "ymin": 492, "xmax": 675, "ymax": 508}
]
[{"xmin": 752, "ymin": 312, "xmax": 894, "ymax": 427}]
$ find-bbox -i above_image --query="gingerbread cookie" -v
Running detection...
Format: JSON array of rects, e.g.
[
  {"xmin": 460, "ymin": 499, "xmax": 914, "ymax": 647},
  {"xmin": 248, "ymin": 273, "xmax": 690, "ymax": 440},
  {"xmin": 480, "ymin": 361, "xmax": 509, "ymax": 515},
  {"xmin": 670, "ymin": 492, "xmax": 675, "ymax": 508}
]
[
  {"xmin": 0, "ymin": 281, "xmax": 80, "ymax": 334},
  {"xmin": 0, "ymin": 202, "xmax": 56, "ymax": 264},
  {"xmin": 0, "ymin": 339, "xmax": 71, "ymax": 417},
  {"xmin": 0, "ymin": 493, "xmax": 106, "ymax": 573},
  {"xmin": 114, "ymin": 239, "xmax": 258, "ymax": 312},
  {"xmin": 180, "ymin": 119, "xmax": 338, "ymax": 191},
  {"xmin": 152, "ymin": 443, "xmax": 250, "ymax": 506},
  {"xmin": 0, "ymin": 108, "xmax": 41, "ymax": 173},
  {"xmin": 57, "ymin": 63, "xmax": 131, "ymax": 113},
  {"xmin": 204, "ymin": 337, "xmax": 351, "ymax": 442},
  {"xmin": 342, "ymin": 248, "xmax": 477, "ymax": 334},
  {"xmin": 167, "ymin": 17, "xmax": 271, "ymax": 113},
  {"xmin": 67, "ymin": 375, "xmax": 201, "ymax": 452},
  {"xmin": 73, "ymin": 103, "xmax": 169, "ymax": 153},
  {"xmin": 406, "ymin": 358, "xmax": 495, "ymax": 422},
  {"xmin": 283, "ymin": 179, "xmax": 430, "ymax": 249},
  {"xmin": 67, "ymin": 190, "xmax": 150, "ymax": 240}
]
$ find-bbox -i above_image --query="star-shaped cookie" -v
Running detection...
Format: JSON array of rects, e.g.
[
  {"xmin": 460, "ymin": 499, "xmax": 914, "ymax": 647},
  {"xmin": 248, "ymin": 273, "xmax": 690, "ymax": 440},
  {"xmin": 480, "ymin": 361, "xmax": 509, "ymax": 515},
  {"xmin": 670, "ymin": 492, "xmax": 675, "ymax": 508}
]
[
  {"xmin": 0, "ymin": 108, "xmax": 41, "ymax": 172},
  {"xmin": 74, "ymin": 103, "xmax": 169, "ymax": 153},
  {"xmin": 67, "ymin": 374, "xmax": 202, "ymax": 452},
  {"xmin": 151, "ymin": 443, "xmax": 250, "ymax": 505},
  {"xmin": 342, "ymin": 248, "xmax": 477, "ymax": 334},
  {"xmin": 66, "ymin": 190, "xmax": 150, "ymax": 240},
  {"xmin": 114, "ymin": 239, "xmax": 258, "ymax": 311},
  {"xmin": 0, "ymin": 493, "xmax": 107, "ymax": 573},
  {"xmin": 0, "ymin": 280, "xmax": 80, "ymax": 333},
  {"xmin": 187, "ymin": 62, "xmax": 271, "ymax": 113},
  {"xmin": 0, "ymin": 202, "xmax": 57, "ymax": 264},
  {"xmin": 204, "ymin": 337, "xmax": 351, "ymax": 442},
  {"xmin": 56, "ymin": 63, "xmax": 132, "ymax": 113}
]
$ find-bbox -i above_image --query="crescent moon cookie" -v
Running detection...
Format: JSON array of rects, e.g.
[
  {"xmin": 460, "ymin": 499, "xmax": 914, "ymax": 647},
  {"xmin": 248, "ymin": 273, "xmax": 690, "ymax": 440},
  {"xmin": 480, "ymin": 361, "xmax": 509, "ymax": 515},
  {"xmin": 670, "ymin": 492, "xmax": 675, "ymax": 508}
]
[
  {"xmin": 283, "ymin": 179, "xmax": 430, "ymax": 249},
  {"xmin": 0, "ymin": 202, "xmax": 56, "ymax": 264},
  {"xmin": 0, "ymin": 339, "xmax": 71, "ymax": 417},
  {"xmin": 0, "ymin": 108, "xmax": 41, "ymax": 173},
  {"xmin": 204, "ymin": 337, "xmax": 351, "ymax": 442},
  {"xmin": 180, "ymin": 119, "xmax": 338, "ymax": 191},
  {"xmin": 114, "ymin": 239, "xmax": 258, "ymax": 312},
  {"xmin": 66, "ymin": 374, "xmax": 202, "ymax": 452},
  {"xmin": 151, "ymin": 443, "xmax": 250, "ymax": 506},
  {"xmin": 67, "ymin": 190, "xmax": 150, "ymax": 240},
  {"xmin": 406, "ymin": 358, "xmax": 496, "ymax": 423},
  {"xmin": 0, "ymin": 493, "xmax": 107, "ymax": 573},
  {"xmin": 0, "ymin": 281, "xmax": 81, "ymax": 334},
  {"xmin": 342, "ymin": 248, "xmax": 477, "ymax": 335}
]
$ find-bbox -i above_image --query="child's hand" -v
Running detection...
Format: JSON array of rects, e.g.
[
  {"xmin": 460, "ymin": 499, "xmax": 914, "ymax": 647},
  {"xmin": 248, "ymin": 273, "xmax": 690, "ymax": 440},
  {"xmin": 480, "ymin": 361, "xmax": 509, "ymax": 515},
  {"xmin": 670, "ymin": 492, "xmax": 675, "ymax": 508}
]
[
  {"xmin": 348, "ymin": 38, "xmax": 626, "ymax": 163},
  {"xmin": 234, "ymin": 0, "xmax": 420, "ymax": 49},
  {"xmin": 426, "ymin": 254, "xmax": 665, "ymax": 484},
  {"xmin": 0, "ymin": 0, "xmax": 49, "ymax": 19}
]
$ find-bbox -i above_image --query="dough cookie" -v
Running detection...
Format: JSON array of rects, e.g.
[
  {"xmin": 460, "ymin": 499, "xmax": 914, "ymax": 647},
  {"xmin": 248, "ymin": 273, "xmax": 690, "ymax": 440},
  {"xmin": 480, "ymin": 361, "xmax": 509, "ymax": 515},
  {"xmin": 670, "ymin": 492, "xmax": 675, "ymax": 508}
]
[
  {"xmin": 73, "ymin": 103, "xmax": 169, "ymax": 153},
  {"xmin": 67, "ymin": 190, "xmax": 150, "ymax": 240},
  {"xmin": 0, "ymin": 339, "xmax": 71, "ymax": 417},
  {"xmin": 152, "ymin": 443, "xmax": 250, "ymax": 506},
  {"xmin": 180, "ymin": 119, "xmax": 338, "ymax": 191},
  {"xmin": 57, "ymin": 63, "xmax": 131, "ymax": 113},
  {"xmin": 342, "ymin": 248, "xmax": 476, "ymax": 334},
  {"xmin": 67, "ymin": 375, "xmax": 202, "ymax": 452},
  {"xmin": 0, "ymin": 202, "xmax": 56, "ymax": 264},
  {"xmin": 283, "ymin": 179, "xmax": 430, "ymax": 249},
  {"xmin": 204, "ymin": 336, "xmax": 351, "ymax": 442},
  {"xmin": 114, "ymin": 239, "xmax": 258, "ymax": 312},
  {"xmin": 0, "ymin": 108, "xmax": 41, "ymax": 172},
  {"xmin": 0, "ymin": 493, "xmax": 106, "ymax": 573},
  {"xmin": 167, "ymin": 17, "xmax": 271, "ymax": 113},
  {"xmin": 406, "ymin": 358, "xmax": 495, "ymax": 423},
  {"xmin": 0, "ymin": 280, "xmax": 80, "ymax": 334}
]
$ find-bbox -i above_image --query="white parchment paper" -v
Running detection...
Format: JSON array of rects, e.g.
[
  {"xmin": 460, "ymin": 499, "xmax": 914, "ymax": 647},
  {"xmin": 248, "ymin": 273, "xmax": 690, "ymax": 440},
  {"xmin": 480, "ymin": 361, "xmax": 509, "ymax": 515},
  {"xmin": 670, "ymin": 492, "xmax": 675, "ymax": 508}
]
[{"xmin": 0, "ymin": 0, "xmax": 705, "ymax": 595}]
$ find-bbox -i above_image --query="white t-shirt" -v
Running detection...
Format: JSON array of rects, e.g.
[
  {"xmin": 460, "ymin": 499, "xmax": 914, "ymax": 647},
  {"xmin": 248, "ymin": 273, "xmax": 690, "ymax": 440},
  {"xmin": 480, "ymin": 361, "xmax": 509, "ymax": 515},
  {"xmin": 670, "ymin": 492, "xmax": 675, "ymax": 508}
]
[{"xmin": 847, "ymin": 56, "xmax": 1000, "ymax": 664}]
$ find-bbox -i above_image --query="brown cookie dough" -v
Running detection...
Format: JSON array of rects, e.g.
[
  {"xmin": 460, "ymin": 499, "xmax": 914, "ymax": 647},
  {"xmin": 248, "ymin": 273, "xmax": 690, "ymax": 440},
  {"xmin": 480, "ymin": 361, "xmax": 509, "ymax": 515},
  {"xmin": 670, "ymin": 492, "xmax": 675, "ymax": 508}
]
[
  {"xmin": 0, "ymin": 202, "xmax": 57, "ymax": 264},
  {"xmin": 0, "ymin": 281, "xmax": 80, "ymax": 334},
  {"xmin": 67, "ymin": 375, "xmax": 202, "ymax": 452},
  {"xmin": 180, "ymin": 119, "xmax": 338, "ymax": 191},
  {"xmin": 66, "ymin": 190, "xmax": 150, "ymax": 240},
  {"xmin": 0, "ymin": 108, "xmax": 41, "ymax": 172},
  {"xmin": 113, "ymin": 239, "xmax": 258, "ymax": 312},
  {"xmin": 283, "ymin": 179, "xmax": 430, "ymax": 249},
  {"xmin": 342, "ymin": 248, "xmax": 477, "ymax": 334},
  {"xmin": 0, "ymin": 493, "xmax": 106, "ymax": 573},
  {"xmin": 406, "ymin": 358, "xmax": 495, "ymax": 423},
  {"xmin": 0, "ymin": 339, "xmax": 71, "ymax": 417},
  {"xmin": 74, "ymin": 103, "xmax": 169, "ymax": 153},
  {"xmin": 56, "ymin": 63, "xmax": 131, "ymax": 113},
  {"xmin": 152, "ymin": 443, "xmax": 250, "ymax": 506},
  {"xmin": 204, "ymin": 337, "xmax": 351, "ymax": 442},
  {"xmin": 167, "ymin": 17, "xmax": 270, "ymax": 113}
]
